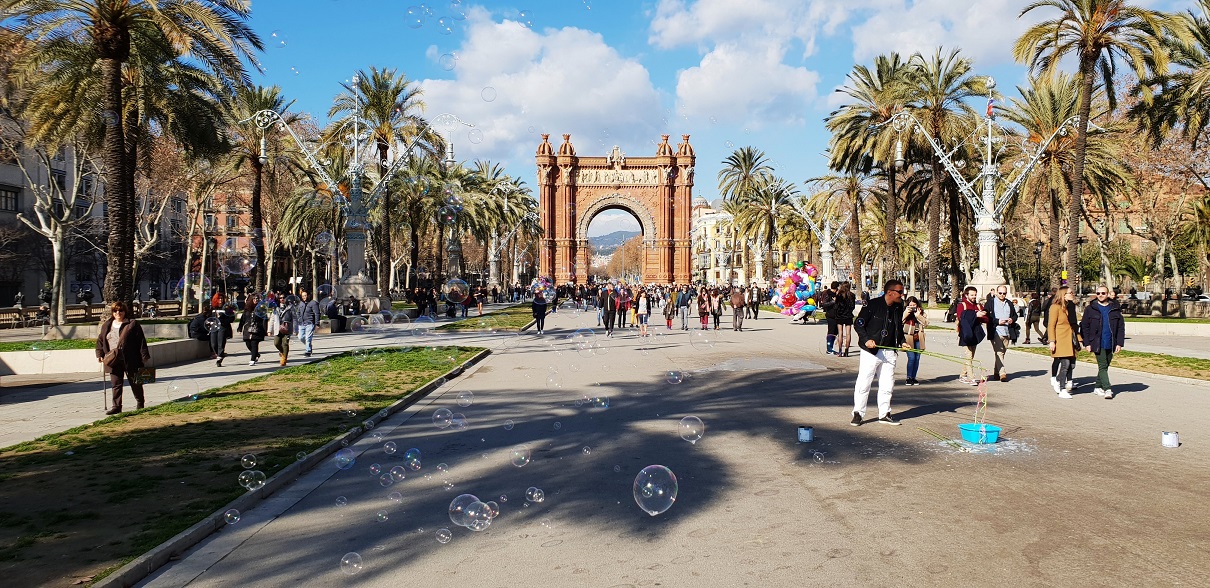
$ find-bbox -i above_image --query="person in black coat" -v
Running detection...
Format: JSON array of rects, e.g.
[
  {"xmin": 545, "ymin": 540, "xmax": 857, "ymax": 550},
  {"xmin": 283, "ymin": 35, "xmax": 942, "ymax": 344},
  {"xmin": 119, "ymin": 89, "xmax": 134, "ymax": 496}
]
[
  {"xmin": 237, "ymin": 295, "xmax": 267, "ymax": 366},
  {"xmin": 849, "ymin": 280, "xmax": 909, "ymax": 426},
  {"xmin": 96, "ymin": 301, "xmax": 152, "ymax": 414},
  {"xmin": 532, "ymin": 291, "xmax": 548, "ymax": 334},
  {"xmin": 1079, "ymin": 286, "xmax": 1126, "ymax": 399}
]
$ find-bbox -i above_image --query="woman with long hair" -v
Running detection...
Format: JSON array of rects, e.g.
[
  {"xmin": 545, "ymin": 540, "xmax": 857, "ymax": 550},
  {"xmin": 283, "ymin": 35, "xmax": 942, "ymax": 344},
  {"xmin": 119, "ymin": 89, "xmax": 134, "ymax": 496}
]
[
  {"xmin": 237, "ymin": 294, "xmax": 267, "ymax": 366},
  {"xmin": 1048, "ymin": 286, "xmax": 1081, "ymax": 398},
  {"xmin": 834, "ymin": 282, "xmax": 856, "ymax": 356},
  {"xmin": 697, "ymin": 290, "xmax": 710, "ymax": 330},
  {"xmin": 636, "ymin": 289, "xmax": 650, "ymax": 337},
  {"xmin": 532, "ymin": 291, "xmax": 548, "ymax": 334},
  {"xmin": 902, "ymin": 296, "xmax": 928, "ymax": 385},
  {"xmin": 710, "ymin": 288, "xmax": 724, "ymax": 330}
]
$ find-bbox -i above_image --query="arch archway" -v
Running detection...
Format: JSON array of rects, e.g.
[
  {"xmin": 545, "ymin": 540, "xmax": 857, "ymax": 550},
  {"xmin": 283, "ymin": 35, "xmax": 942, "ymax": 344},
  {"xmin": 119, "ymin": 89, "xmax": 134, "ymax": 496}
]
[{"xmin": 535, "ymin": 134, "xmax": 695, "ymax": 284}]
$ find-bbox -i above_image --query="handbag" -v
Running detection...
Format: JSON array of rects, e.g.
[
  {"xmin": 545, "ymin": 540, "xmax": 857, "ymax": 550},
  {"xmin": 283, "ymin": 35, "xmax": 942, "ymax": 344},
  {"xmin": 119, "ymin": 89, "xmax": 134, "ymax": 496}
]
[
  {"xmin": 131, "ymin": 367, "xmax": 156, "ymax": 384},
  {"xmin": 103, "ymin": 346, "xmax": 121, "ymax": 368}
]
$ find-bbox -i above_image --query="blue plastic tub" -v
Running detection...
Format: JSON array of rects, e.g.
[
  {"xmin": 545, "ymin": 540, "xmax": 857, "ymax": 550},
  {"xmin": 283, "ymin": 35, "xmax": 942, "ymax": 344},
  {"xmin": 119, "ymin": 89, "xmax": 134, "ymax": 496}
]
[{"xmin": 958, "ymin": 423, "xmax": 1002, "ymax": 444}]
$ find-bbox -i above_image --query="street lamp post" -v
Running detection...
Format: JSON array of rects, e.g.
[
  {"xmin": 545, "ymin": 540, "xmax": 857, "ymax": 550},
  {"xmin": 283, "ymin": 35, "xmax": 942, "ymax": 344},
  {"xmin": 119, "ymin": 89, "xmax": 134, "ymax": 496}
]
[
  {"xmin": 1034, "ymin": 240, "xmax": 1044, "ymax": 295},
  {"xmin": 787, "ymin": 198, "xmax": 863, "ymax": 286},
  {"xmin": 871, "ymin": 77, "xmax": 1093, "ymax": 296},
  {"xmin": 243, "ymin": 106, "xmax": 472, "ymax": 312}
]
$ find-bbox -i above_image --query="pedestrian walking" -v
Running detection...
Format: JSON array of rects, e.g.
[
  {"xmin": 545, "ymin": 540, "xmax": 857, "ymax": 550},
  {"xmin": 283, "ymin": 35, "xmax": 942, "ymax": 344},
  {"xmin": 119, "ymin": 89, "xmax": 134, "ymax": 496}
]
[
  {"xmin": 271, "ymin": 299, "xmax": 295, "ymax": 366},
  {"xmin": 532, "ymin": 291, "xmax": 548, "ymax": 334},
  {"xmin": 730, "ymin": 287, "xmax": 746, "ymax": 331},
  {"xmin": 985, "ymin": 286, "xmax": 1018, "ymax": 382},
  {"xmin": 676, "ymin": 285, "xmax": 692, "ymax": 330},
  {"xmin": 749, "ymin": 287, "xmax": 761, "ymax": 320},
  {"xmin": 95, "ymin": 301, "xmax": 152, "ymax": 415},
  {"xmin": 238, "ymin": 295, "xmax": 267, "ymax": 366},
  {"xmin": 834, "ymin": 282, "xmax": 856, "ymax": 356},
  {"xmin": 697, "ymin": 291, "xmax": 710, "ymax": 330},
  {"xmin": 1024, "ymin": 291, "xmax": 1044, "ymax": 344},
  {"xmin": 902, "ymin": 296, "xmax": 928, "ymax": 386},
  {"xmin": 297, "ymin": 289, "xmax": 320, "ymax": 357},
  {"xmin": 709, "ymin": 288, "xmax": 723, "ymax": 330},
  {"xmin": 820, "ymin": 281, "xmax": 839, "ymax": 353},
  {"xmin": 602, "ymin": 285, "xmax": 618, "ymax": 336},
  {"xmin": 956, "ymin": 286, "xmax": 988, "ymax": 385},
  {"xmin": 1048, "ymin": 286, "xmax": 1080, "ymax": 398},
  {"xmin": 663, "ymin": 292, "xmax": 677, "ymax": 329},
  {"xmin": 1080, "ymin": 285, "xmax": 1125, "ymax": 399},
  {"xmin": 850, "ymin": 280, "xmax": 909, "ymax": 426},
  {"xmin": 636, "ymin": 290, "xmax": 650, "ymax": 337},
  {"xmin": 208, "ymin": 293, "xmax": 234, "ymax": 367}
]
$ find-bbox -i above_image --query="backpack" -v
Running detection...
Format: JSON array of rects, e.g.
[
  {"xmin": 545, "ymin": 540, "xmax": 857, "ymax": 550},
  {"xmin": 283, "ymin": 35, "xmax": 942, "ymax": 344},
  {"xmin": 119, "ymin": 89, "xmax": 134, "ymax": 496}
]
[{"xmin": 188, "ymin": 313, "xmax": 208, "ymax": 341}]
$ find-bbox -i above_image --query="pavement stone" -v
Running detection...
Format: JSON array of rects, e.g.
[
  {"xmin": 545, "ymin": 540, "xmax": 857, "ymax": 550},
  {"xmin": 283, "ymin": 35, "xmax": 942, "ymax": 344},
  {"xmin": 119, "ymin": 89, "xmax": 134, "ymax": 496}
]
[{"xmin": 121, "ymin": 305, "xmax": 1208, "ymax": 587}]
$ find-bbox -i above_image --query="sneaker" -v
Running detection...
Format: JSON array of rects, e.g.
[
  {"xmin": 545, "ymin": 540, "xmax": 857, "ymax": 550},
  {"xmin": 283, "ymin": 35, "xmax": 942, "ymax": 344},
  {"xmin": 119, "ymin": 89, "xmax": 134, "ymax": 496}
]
[
  {"xmin": 1065, "ymin": 380, "xmax": 1073, "ymax": 391},
  {"xmin": 1058, "ymin": 390, "xmax": 1073, "ymax": 399},
  {"xmin": 850, "ymin": 412, "xmax": 862, "ymax": 426},
  {"xmin": 1103, "ymin": 389, "xmax": 1114, "ymax": 400},
  {"xmin": 971, "ymin": 379, "xmax": 982, "ymax": 386},
  {"xmin": 877, "ymin": 414, "xmax": 901, "ymax": 426},
  {"xmin": 959, "ymin": 376, "xmax": 972, "ymax": 385},
  {"xmin": 304, "ymin": 351, "xmax": 312, "ymax": 357},
  {"xmin": 249, "ymin": 359, "xmax": 257, "ymax": 366},
  {"xmin": 1092, "ymin": 387, "xmax": 1105, "ymax": 397},
  {"xmin": 216, "ymin": 357, "xmax": 223, "ymax": 367},
  {"xmin": 1051, "ymin": 380, "xmax": 1062, "ymax": 394}
]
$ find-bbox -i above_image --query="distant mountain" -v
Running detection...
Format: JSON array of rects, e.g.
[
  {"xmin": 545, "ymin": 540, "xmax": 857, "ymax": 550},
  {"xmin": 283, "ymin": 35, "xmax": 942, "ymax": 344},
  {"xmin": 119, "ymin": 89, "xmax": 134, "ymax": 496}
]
[{"xmin": 589, "ymin": 230, "xmax": 640, "ymax": 255}]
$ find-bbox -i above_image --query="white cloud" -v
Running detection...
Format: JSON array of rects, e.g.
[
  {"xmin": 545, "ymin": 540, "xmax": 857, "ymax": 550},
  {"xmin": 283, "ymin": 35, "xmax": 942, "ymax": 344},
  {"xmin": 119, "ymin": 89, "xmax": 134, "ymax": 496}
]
[
  {"xmin": 848, "ymin": 0, "xmax": 1046, "ymax": 66},
  {"xmin": 418, "ymin": 9, "xmax": 664, "ymax": 176},
  {"xmin": 675, "ymin": 41, "xmax": 820, "ymax": 127}
]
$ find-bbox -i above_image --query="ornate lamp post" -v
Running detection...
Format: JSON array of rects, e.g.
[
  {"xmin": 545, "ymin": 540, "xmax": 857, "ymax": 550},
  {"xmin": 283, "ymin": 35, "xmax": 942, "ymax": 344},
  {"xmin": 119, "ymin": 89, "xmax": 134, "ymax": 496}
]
[
  {"xmin": 871, "ymin": 77, "xmax": 1093, "ymax": 296},
  {"xmin": 243, "ymin": 105, "xmax": 472, "ymax": 312},
  {"xmin": 787, "ymin": 199, "xmax": 860, "ymax": 286}
]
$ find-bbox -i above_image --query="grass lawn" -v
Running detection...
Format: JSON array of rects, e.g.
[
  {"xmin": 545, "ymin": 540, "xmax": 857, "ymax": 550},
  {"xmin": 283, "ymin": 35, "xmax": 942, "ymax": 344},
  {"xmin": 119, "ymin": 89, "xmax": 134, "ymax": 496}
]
[
  {"xmin": 434, "ymin": 303, "xmax": 535, "ymax": 332},
  {"xmin": 0, "ymin": 345, "xmax": 481, "ymax": 587},
  {"xmin": 0, "ymin": 338, "xmax": 172, "ymax": 352},
  {"xmin": 1122, "ymin": 316, "xmax": 1210, "ymax": 323},
  {"xmin": 1013, "ymin": 346, "xmax": 1210, "ymax": 381}
]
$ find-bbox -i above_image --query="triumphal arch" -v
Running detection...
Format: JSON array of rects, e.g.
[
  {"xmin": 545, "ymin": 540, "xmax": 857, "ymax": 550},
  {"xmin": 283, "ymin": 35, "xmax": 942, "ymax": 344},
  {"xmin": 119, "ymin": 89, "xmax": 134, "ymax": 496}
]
[{"xmin": 535, "ymin": 133, "xmax": 695, "ymax": 284}]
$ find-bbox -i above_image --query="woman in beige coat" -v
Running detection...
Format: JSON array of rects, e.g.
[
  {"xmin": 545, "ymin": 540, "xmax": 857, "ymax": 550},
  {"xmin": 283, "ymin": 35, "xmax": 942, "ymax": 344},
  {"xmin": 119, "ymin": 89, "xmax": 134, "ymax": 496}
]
[{"xmin": 1047, "ymin": 286, "xmax": 1081, "ymax": 398}]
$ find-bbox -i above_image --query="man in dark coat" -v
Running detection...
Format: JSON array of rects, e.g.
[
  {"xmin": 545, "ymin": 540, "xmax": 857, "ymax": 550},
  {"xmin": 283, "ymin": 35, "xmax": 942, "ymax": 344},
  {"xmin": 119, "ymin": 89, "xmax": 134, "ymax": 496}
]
[
  {"xmin": 850, "ymin": 279, "xmax": 909, "ymax": 426},
  {"xmin": 1080, "ymin": 285, "xmax": 1126, "ymax": 399}
]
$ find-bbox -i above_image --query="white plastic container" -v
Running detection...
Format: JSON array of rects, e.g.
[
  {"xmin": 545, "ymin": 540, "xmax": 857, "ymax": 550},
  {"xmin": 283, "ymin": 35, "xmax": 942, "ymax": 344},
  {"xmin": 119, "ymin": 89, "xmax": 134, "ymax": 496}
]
[
  {"xmin": 1162, "ymin": 431, "xmax": 1180, "ymax": 448},
  {"xmin": 797, "ymin": 426, "xmax": 813, "ymax": 443}
]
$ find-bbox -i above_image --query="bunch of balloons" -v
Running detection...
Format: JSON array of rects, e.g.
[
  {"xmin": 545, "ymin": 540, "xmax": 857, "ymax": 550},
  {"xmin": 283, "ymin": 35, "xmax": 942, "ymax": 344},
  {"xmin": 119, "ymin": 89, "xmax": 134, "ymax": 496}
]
[
  {"xmin": 530, "ymin": 276, "xmax": 556, "ymax": 301},
  {"xmin": 773, "ymin": 261, "xmax": 818, "ymax": 319}
]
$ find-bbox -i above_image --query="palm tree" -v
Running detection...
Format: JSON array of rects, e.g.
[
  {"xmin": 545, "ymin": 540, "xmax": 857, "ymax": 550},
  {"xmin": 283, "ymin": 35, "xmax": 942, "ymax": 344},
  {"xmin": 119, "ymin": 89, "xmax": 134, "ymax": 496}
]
[
  {"xmin": 329, "ymin": 66, "xmax": 430, "ymax": 300},
  {"xmin": 805, "ymin": 172, "xmax": 879, "ymax": 287},
  {"xmin": 222, "ymin": 85, "xmax": 299, "ymax": 290},
  {"xmin": 1014, "ymin": 0, "xmax": 1175, "ymax": 293},
  {"xmin": 826, "ymin": 52, "xmax": 912, "ymax": 277},
  {"xmin": 906, "ymin": 47, "xmax": 987, "ymax": 301},
  {"xmin": 731, "ymin": 175, "xmax": 798, "ymax": 282},
  {"xmin": 2, "ymin": 0, "xmax": 261, "ymax": 306},
  {"xmin": 717, "ymin": 147, "xmax": 773, "ymax": 203}
]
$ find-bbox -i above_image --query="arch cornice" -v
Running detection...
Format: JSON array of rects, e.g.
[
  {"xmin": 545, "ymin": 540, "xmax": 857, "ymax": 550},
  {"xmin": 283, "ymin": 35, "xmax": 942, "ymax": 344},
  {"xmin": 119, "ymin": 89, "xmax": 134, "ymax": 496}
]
[{"xmin": 575, "ymin": 192, "xmax": 658, "ymax": 243}]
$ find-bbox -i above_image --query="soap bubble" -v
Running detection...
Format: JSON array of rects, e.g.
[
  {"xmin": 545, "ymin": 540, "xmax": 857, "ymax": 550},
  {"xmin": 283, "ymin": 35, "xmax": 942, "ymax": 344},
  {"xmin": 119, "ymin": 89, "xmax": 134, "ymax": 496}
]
[
  {"xmin": 378, "ymin": 473, "xmax": 394, "ymax": 487},
  {"xmin": 335, "ymin": 496, "xmax": 348, "ymax": 507},
  {"xmin": 582, "ymin": 446, "xmax": 592, "ymax": 455},
  {"xmin": 439, "ymin": 53, "xmax": 457, "ymax": 70},
  {"xmin": 436, "ymin": 528, "xmax": 452, "ymax": 544},
  {"xmin": 217, "ymin": 238, "xmax": 257, "ymax": 276},
  {"xmin": 369, "ymin": 463, "xmax": 383, "ymax": 476},
  {"xmin": 481, "ymin": 86, "xmax": 497, "ymax": 102},
  {"xmin": 28, "ymin": 342, "xmax": 51, "ymax": 362},
  {"xmin": 167, "ymin": 379, "xmax": 200, "ymax": 401},
  {"xmin": 679, "ymin": 416, "xmax": 705, "ymax": 444},
  {"xmin": 340, "ymin": 552, "xmax": 363, "ymax": 575},
  {"xmin": 553, "ymin": 422, "xmax": 562, "ymax": 431},
  {"xmin": 389, "ymin": 466, "xmax": 407, "ymax": 482},
  {"xmin": 465, "ymin": 501, "xmax": 493, "ymax": 531},
  {"xmin": 436, "ymin": 16, "xmax": 454, "ymax": 34},
  {"xmin": 510, "ymin": 445, "xmax": 531, "ymax": 467},
  {"xmin": 241, "ymin": 454, "xmax": 257, "ymax": 469},
  {"xmin": 244, "ymin": 470, "xmax": 266, "ymax": 491},
  {"xmin": 450, "ymin": 413, "xmax": 467, "ymax": 430},
  {"xmin": 689, "ymin": 331, "xmax": 714, "ymax": 351},
  {"xmin": 443, "ymin": 479, "xmax": 455, "ymax": 491},
  {"xmin": 438, "ymin": 205, "xmax": 458, "ymax": 223},
  {"xmin": 457, "ymin": 391, "xmax": 474, "ymax": 407},
  {"xmin": 525, "ymin": 486, "xmax": 545, "ymax": 503},
  {"xmin": 545, "ymin": 373, "xmax": 563, "ymax": 390},
  {"xmin": 384, "ymin": 441, "xmax": 397, "ymax": 455},
  {"xmin": 405, "ymin": 6, "xmax": 424, "ymax": 28},
  {"xmin": 484, "ymin": 500, "xmax": 500, "ymax": 518},
  {"xmin": 503, "ymin": 419, "xmax": 515, "ymax": 431},
  {"xmin": 296, "ymin": 451, "xmax": 308, "ymax": 462},
  {"xmin": 388, "ymin": 491, "xmax": 403, "ymax": 503},
  {"xmin": 633, "ymin": 465, "xmax": 678, "ymax": 516},
  {"xmin": 357, "ymin": 371, "xmax": 378, "ymax": 392},
  {"xmin": 592, "ymin": 396, "xmax": 610, "ymax": 408},
  {"xmin": 269, "ymin": 30, "xmax": 288, "ymax": 49},
  {"xmin": 253, "ymin": 300, "xmax": 272, "ymax": 320},
  {"xmin": 468, "ymin": 128, "xmax": 484, "ymax": 144},
  {"xmin": 518, "ymin": 9, "xmax": 533, "ymax": 27},
  {"xmin": 433, "ymin": 407, "xmax": 453, "ymax": 429},
  {"xmin": 444, "ymin": 279, "xmax": 469, "ymax": 304},
  {"xmin": 376, "ymin": 510, "xmax": 389, "ymax": 522},
  {"xmin": 406, "ymin": 458, "xmax": 422, "ymax": 471},
  {"xmin": 405, "ymin": 448, "xmax": 422, "ymax": 461},
  {"xmin": 224, "ymin": 509, "xmax": 240, "ymax": 524},
  {"xmin": 449, "ymin": 493, "xmax": 479, "ymax": 526},
  {"xmin": 237, "ymin": 470, "xmax": 254, "ymax": 488},
  {"xmin": 665, "ymin": 370, "xmax": 684, "ymax": 385},
  {"xmin": 436, "ymin": 463, "xmax": 449, "ymax": 474},
  {"xmin": 333, "ymin": 448, "xmax": 356, "ymax": 470},
  {"xmin": 313, "ymin": 231, "xmax": 333, "ymax": 251}
]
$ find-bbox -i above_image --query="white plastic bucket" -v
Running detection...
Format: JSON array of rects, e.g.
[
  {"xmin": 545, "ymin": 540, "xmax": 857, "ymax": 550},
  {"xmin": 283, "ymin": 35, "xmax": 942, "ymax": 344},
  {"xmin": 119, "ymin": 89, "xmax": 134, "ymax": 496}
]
[
  {"xmin": 797, "ymin": 426, "xmax": 813, "ymax": 443},
  {"xmin": 1162, "ymin": 431, "xmax": 1180, "ymax": 448}
]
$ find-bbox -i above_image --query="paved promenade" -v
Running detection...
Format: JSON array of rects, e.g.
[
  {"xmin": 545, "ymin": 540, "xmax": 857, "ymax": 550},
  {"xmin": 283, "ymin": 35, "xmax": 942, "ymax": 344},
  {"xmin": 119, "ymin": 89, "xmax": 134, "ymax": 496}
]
[{"xmin": 108, "ymin": 305, "xmax": 1209, "ymax": 587}]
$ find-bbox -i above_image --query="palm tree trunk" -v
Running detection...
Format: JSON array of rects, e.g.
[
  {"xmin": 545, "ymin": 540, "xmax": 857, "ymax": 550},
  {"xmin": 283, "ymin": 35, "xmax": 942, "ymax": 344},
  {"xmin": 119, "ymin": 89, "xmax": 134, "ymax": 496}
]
[
  {"xmin": 1068, "ymin": 55, "xmax": 1096, "ymax": 295},
  {"xmin": 409, "ymin": 220, "xmax": 421, "ymax": 287},
  {"xmin": 251, "ymin": 161, "xmax": 266, "ymax": 291},
  {"xmin": 377, "ymin": 152, "xmax": 392, "ymax": 299},
  {"xmin": 435, "ymin": 223, "xmax": 446, "ymax": 285},
  {"xmin": 927, "ymin": 156, "xmax": 943, "ymax": 303},
  {"xmin": 849, "ymin": 195, "xmax": 862, "ymax": 290},
  {"xmin": 1049, "ymin": 188, "xmax": 1062, "ymax": 289},
  {"xmin": 947, "ymin": 182, "xmax": 962, "ymax": 300},
  {"xmin": 100, "ymin": 57, "xmax": 131, "ymax": 309}
]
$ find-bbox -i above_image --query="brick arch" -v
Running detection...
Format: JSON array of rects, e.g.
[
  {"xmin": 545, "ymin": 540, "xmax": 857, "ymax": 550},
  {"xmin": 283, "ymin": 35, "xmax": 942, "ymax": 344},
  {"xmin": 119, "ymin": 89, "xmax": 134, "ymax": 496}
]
[{"xmin": 575, "ymin": 193, "xmax": 658, "ymax": 244}]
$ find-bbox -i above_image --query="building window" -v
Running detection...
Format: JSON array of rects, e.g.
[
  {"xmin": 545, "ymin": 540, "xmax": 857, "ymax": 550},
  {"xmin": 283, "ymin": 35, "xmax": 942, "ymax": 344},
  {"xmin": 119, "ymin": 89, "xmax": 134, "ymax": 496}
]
[
  {"xmin": 170, "ymin": 219, "xmax": 183, "ymax": 236},
  {"xmin": 172, "ymin": 198, "xmax": 185, "ymax": 214},
  {"xmin": 51, "ymin": 169, "xmax": 67, "ymax": 192},
  {"xmin": 0, "ymin": 186, "xmax": 18, "ymax": 211},
  {"xmin": 204, "ymin": 214, "xmax": 215, "ymax": 230},
  {"xmin": 226, "ymin": 214, "xmax": 237, "ymax": 229}
]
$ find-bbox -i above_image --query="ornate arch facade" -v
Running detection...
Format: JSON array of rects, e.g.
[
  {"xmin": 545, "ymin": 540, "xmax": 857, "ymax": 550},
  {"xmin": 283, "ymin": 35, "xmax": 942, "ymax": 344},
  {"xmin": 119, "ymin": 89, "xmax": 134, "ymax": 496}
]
[{"xmin": 535, "ymin": 134, "xmax": 695, "ymax": 284}]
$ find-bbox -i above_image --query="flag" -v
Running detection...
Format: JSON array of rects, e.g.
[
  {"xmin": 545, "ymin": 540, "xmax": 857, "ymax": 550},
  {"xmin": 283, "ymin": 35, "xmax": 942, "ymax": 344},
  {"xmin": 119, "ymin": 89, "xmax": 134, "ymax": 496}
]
[{"xmin": 986, "ymin": 98, "xmax": 995, "ymax": 119}]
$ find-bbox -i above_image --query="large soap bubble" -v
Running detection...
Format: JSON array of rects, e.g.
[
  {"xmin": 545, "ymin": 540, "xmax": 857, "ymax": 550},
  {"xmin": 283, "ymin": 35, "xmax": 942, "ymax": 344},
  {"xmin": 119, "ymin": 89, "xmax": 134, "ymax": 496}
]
[
  {"xmin": 433, "ymin": 407, "xmax": 453, "ymax": 429},
  {"xmin": 679, "ymin": 416, "xmax": 705, "ymax": 444},
  {"xmin": 633, "ymin": 465, "xmax": 678, "ymax": 516},
  {"xmin": 449, "ymin": 493, "xmax": 480, "ymax": 527},
  {"xmin": 217, "ymin": 238, "xmax": 257, "ymax": 276},
  {"xmin": 444, "ymin": 279, "xmax": 469, "ymax": 304}
]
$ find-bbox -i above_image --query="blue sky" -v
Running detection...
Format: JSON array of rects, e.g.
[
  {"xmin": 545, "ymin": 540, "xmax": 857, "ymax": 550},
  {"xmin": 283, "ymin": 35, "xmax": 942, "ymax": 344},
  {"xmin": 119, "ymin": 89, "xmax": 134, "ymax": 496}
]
[{"xmin": 245, "ymin": 0, "xmax": 1189, "ymax": 235}]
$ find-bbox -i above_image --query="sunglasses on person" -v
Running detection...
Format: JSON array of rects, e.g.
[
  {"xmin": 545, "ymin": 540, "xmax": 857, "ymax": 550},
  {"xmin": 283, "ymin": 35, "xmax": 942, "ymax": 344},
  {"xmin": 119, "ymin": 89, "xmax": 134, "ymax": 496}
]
[
  {"xmin": 888, "ymin": 288, "xmax": 904, "ymax": 294},
  {"xmin": 1096, "ymin": 290, "xmax": 1109, "ymax": 296}
]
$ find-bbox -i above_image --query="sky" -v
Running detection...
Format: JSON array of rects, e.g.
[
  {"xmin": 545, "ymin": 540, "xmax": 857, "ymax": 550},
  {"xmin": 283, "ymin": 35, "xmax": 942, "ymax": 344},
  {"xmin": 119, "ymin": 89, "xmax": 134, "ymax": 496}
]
[{"xmin": 244, "ymin": 0, "xmax": 1190, "ymax": 236}]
